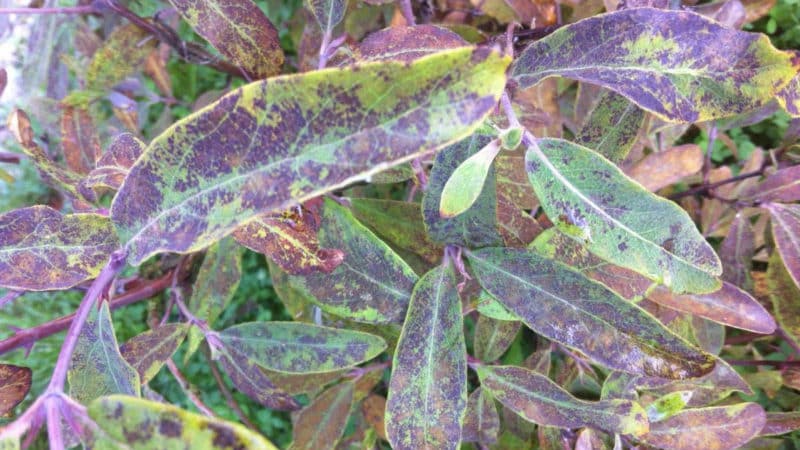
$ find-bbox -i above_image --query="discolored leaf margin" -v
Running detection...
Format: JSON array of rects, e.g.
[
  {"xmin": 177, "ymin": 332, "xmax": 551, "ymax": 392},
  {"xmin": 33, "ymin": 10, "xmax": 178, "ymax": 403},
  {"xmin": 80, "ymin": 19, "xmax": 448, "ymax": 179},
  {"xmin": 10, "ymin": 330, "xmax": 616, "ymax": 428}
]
[
  {"xmin": 120, "ymin": 323, "xmax": 190, "ymax": 384},
  {"xmin": 112, "ymin": 47, "xmax": 510, "ymax": 265},
  {"xmin": 0, "ymin": 364, "xmax": 32, "ymax": 416}
]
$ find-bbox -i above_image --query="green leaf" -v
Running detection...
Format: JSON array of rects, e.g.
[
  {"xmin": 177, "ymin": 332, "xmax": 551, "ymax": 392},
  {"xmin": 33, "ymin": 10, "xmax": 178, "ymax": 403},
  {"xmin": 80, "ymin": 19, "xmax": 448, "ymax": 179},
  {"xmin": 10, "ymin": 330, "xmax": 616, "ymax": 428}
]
[
  {"xmin": 306, "ymin": 0, "xmax": 346, "ymax": 34},
  {"xmin": 639, "ymin": 403, "xmax": 766, "ymax": 450},
  {"xmin": 512, "ymin": 8, "xmax": 800, "ymax": 122},
  {"xmin": 0, "ymin": 364, "xmax": 31, "ymax": 416},
  {"xmin": 646, "ymin": 391, "xmax": 692, "ymax": 422},
  {"xmin": 120, "ymin": 323, "xmax": 189, "ymax": 384},
  {"xmin": 467, "ymin": 247, "xmax": 715, "ymax": 378},
  {"xmin": 767, "ymin": 248, "xmax": 800, "ymax": 349},
  {"xmin": 477, "ymin": 365, "xmax": 649, "ymax": 436},
  {"xmin": 474, "ymin": 315, "xmax": 521, "ymax": 362},
  {"xmin": 440, "ymin": 138, "xmax": 502, "ymax": 218},
  {"xmin": 291, "ymin": 381, "xmax": 354, "ymax": 450},
  {"xmin": 525, "ymin": 138, "xmax": 722, "ymax": 294},
  {"xmin": 386, "ymin": 264, "xmax": 467, "ymax": 450},
  {"xmin": 574, "ymin": 89, "xmax": 644, "ymax": 162},
  {"xmin": 218, "ymin": 321, "xmax": 386, "ymax": 374},
  {"xmin": 86, "ymin": 23, "xmax": 156, "ymax": 92},
  {"xmin": 88, "ymin": 395, "xmax": 279, "ymax": 449},
  {"xmin": 0, "ymin": 206, "xmax": 119, "ymax": 291},
  {"xmin": 69, "ymin": 302, "xmax": 140, "ymax": 404},
  {"xmin": 767, "ymin": 203, "xmax": 800, "ymax": 289},
  {"xmin": 461, "ymin": 387, "xmax": 499, "ymax": 445},
  {"xmin": 112, "ymin": 47, "xmax": 509, "ymax": 265},
  {"xmin": 168, "ymin": 0, "xmax": 283, "ymax": 79},
  {"xmin": 215, "ymin": 344, "xmax": 300, "ymax": 410}
]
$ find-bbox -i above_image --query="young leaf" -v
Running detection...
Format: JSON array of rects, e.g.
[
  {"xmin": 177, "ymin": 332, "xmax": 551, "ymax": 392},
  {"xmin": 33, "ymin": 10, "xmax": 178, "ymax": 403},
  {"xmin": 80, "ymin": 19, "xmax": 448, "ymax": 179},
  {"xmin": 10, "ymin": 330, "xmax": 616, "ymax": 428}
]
[
  {"xmin": 719, "ymin": 213, "xmax": 755, "ymax": 291},
  {"xmin": 440, "ymin": 138, "xmax": 502, "ymax": 218},
  {"xmin": 512, "ymin": 8, "xmax": 800, "ymax": 122},
  {"xmin": 168, "ymin": 0, "xmax": 284, "ymax": 79},
  {"xmin": 477, "ymin": 365, "xmax": 649, "ymax": 436},
  {"xmin": 60, "ymin": 106, "xmax": 101, "ymax": 175},
  {"xmin": 112, "ymin": 47, "xmax": 509, "ymax": 265},
  {"xmin": 467, "ymin": 247, "xmax": 715, "ymax": 378},
  {"xmin": 0, "ymin": 364, "xmax": 31, "ymax": 416},
  {"xmin": 215, "ymin": 344, "xmax": 300, "ymax": 411},
  {"xmin": 767, "ymin": 203, "xmax": 800, "ymax": 288},
  {"xmin": 120, "ymin": 323, "xmax": 190, "ymax": 384},
  {"xmin": 79, "ymin": 133, "xmax": 145, "ymax": 202},
  {"xmin": 646, "ymin": 391, "xmax": 692, "ymax": 422},
  {"xmin": 88, "ymin": 395, "xmax": 279, "ymax": 449},
  {"xmin": 69, "ymin": 302, "xmax": 140, "ymax": 404},
  {"xmin": 525, "ymin": 138, "xmax": 722, "ymax": 294},
  {"xmin": 461, "ymin": 387, "xmax": 500, "ymax": 445},
  {"xmin": 474, "ymin": 315, "xmax": 521, "ymax": 362},
  {"xmin": 0, "ymin": 206, "xmax": 119, "ymax": 291},
  {"xmin": 744, "ymin": 166, "xmax": 800, "ymax": 203},
  {"xmin": 767, "ymin": 249, "xmax": 800, "ymax": 348},
  {"xmin": 638, "ymin": 403, "xmax": 766, "ymax": 450},
  {"xmin": 386, "ymin": 264, "xmax": 467, "ymax": 450},
  {"xmin": 574, "ymin": 89, "xmax": 644, "ymax": 163},
  {"xmin": 306, "ymin": 0, "xmax": 346, "ymax": 35},
  {"xmin": 86, "ymin": 23, "xmax": 156, "ymax": 93},
  {"xmin": 291, "ymin": 381, "xmax": 354, "ymax": 450},
  {"xmin": 218, "ymin": 322, "xmax": 386, "ymax": 374}
]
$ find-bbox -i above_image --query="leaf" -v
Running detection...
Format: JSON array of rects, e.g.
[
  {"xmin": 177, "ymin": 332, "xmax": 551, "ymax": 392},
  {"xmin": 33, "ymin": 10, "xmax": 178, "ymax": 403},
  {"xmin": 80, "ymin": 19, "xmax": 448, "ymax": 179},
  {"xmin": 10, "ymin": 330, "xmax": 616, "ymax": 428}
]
[
  {"xmin": 767, "ymin": 203, "xmax": 800, "ymax": 288},
  {"xmin": 475, "ymin": 290, "xmax": 519, "ymax": 321},
  {"xmin": 574, "ymin": 89, "xmax": 644, "ymax": 163},
  {"xmin": 283, "ymin": 198, "xmax": 418, "ymax": 324},
  {"xmin": 646, "ymin": 391, "xmax": 692, "ymax": 422},
  {"xmin": 0, "ymin": 364, "xmax": 31, "ymax": 416},
  {"xmin": 496, "ymin": 192, "xmax": 543, "ymax": 248},
  {"xmin": 88, "ymin": 395, "xmax": 279, "ymax": 449},
  {"xmin": 262, "ymin": 368, "xmax": 344, "ymax": 395},
  {"xmin": 744, "ymin": 166, "xmax": 800, "ymax": 203},
  {"xmin": 112, "ymin": 47, "xmax": 509, "ymax": 265},
  {"xmin": 386, "ymin": 264, "xmax": 467, "ymax": 450},
  {"xmin": 767, "ymin": 249, "xmax": 800, "ymax": 348},
  {"xmin": 440, "ymin": 139, "xmax": 502, "ymax": 218},
  {"xmin": 512, "ymin": 8, "xmax": 800, "ymax": 122},
  {"xmin": 525, "ymin": 138, "xmax": 722, "ymax": 294},
  {"xmin": 461, "ymin": 387, "xmax": 500, "ymax": 445},
  {"xmin": 495, "ymin": 155, "xmax": 538, "ymax": 210},
  {"xmin": 306, "ymin": 0, "xmax": 346, "ymax": 35},
  {"xmin": 60, "ymin": 106, "xmax": 100, "ymax": 175},
  {"xmin": 760, "ymin": 412, "xmax": 800, "ymax": 436},
  {"xmin": 719, "ymin": 212, "xmax": 755, "ymax": 291},
  {"xmin": 218, "ymin": 321, "xmax": 386, "ymax": 374},
  {"xmin": 477, "ymin": 365, "xmax": 649, "ymax": 436},
  {"xmin": 423, "ymin": 130, "xmax": 504, "ymax": 247},
  {"xmin": 292, "ymin": 381, "xmax": 354, "ymax": 450},
  {"xmin": 86, "ymin": 23, "xmax": 156, "ymax": 92},
  {"xmin": 358, "ymin": 25, "xmax": 467, "ymax": 63},
  {"xmin": 120, "ymin": 323, "xmax": 189, "ymax": 384},
  {"xmin": 361, "ymin": 394, "xmax": 388, "ymax": 440},
  {"xmin": 0, "ymin": 206, "xmax": 119, "ymax": 291},
  {"xmin": 646, "ymin": 282, "xmax": 775, "ymax": 334},
  {"xmin": 638, "ymin": 403, "xmax": 766, "ymax": 450},
  {"xmin": 69, "ymin": 302, "xmax": 140, "ymax": 404},
  {"xmin": 627, "ymin": 144, "xmax": 703, "ymax": 192},
  {"xmin": 467, "ymin": 247, "xmax": 715, "ymax": 378},
  {"xmin": 79, "ymin": 133, "xmax": 145, "ymax": 202},
  {"xmin": 777, "ymin": 72, "xmax": 800, "ymax": 117},
  {"xmin": 168, "ymin": 0, "xmax": 283, "ymax": 79},
  {"xmin": 474, "ymin": 315, "xmax": 521, "ymax": 362},
  {"xmin": 215, "ymin": 344, "xmax": 300, "ymax": 410}
]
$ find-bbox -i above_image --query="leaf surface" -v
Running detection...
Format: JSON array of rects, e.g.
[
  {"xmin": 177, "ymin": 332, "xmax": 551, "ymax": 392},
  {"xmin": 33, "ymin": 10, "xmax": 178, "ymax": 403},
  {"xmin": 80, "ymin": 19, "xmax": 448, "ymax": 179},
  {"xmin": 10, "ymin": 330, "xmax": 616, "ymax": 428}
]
[
  {"xmin": 767, "ymin": 249, "xmax": 800, "ymax": 348},
  {"xmin": 461, "ymin": 387, "xmax": 500, "ymax": 445},
  {"xmin": 761, "ymin": 412, "xmax": 800, "ymax": 436},
  {"xmin": 767, "ymin": 203, "xmax": 800, "ymax": 289},
  {"xmin": 80, "ymin": 133, "xmax": 145, "ymax": 201},
  {"xmin": 627, "ymin": 144, "xmax": 703, "ymax": 192},
  {"xmin": 744, "ymin": 166, "xmax": 800, "ymax": 203},
  {"xmin": 60, "ymin": 106, "xmax": 100, "ymax": 175},
  {"xmin": 306, "ymin": 0, "xmax": 346, "ymax": 35},
  {"xmin": 357, "ymin": 25, "xmax": 467, "ymax": 63},
  {"xmin": 120, "ymin": 323, "xmax": 189, "ymax": 384},
  {"xmin": 574, "ymin": 89, "xmax": 644, "ymax": 162},
  {"xmin": 292, "ymin": 381, "xmax": 354, "ymax": 450},
  {"xmin": 719, "ymin": 213, "xmax": 754, "ymax": 291},
  {"xmin": 216, "ymin": 344, "xmax": 300, "ymax": 410},
  {"xmin": 440, "ymin": 139, "xmax": 502, "ymax": 218},
  {"xmin": 0, "ymin": 364, "xmax": 31, "ymax": 416},
  {"xmin": 474, "ymin": 315, "xmax": 521, "ymax": 362},
  {"xmin": 86, "ymin": 23, "xmax": 156, "ymax": 92}
]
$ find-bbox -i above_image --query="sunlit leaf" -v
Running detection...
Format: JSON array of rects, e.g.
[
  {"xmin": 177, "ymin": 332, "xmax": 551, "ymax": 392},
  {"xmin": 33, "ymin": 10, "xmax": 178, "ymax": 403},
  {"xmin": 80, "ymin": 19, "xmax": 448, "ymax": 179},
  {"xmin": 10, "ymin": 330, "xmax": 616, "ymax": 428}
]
[
  {"xmin": 646, "ymin": 391, "xmax": 692, "ymax": 422},
  {"xmin": 574, "ymin": 89, "xmax": 644, "ymax": 163},
  {"xmin": 215, "ymin": 344, "xmax": 300, "ymax": 411},
  {"xmin": 357, "ymin": 25, "xmax": 466, "ymax": 62},
  {"xmin": 777, "ymin": 73, "xmax": 800, "ymax": 117},
  {"xmin": 120, "ymin": 323, "xmax": 189, "ymax": 384},
  {"xmin": 306, "ymin": 0, "xmax": 346, "ymax": 34},
  {"xmin": 169, "ymin": 0, "xmax": 283, "ymax": 79},
  {"xmin": 744, "ymin": 166, "xmax": 800, "ymax": 203},
  {"xmin": 263, "ymin": 369, "xmax": 344, "ymax": 396},
  {"xmin": 627, "ymin": 144, "xmax": 703, "ymax": 192},
  {"xmin": 440, "ymin": 139, "xmax": 502, "ymax": 218},
  {"xmin": 461, "ymin": 387, "xmax": 499, "ymax": 445},
  {"xmin": 767, "ymin": 249, "xmax": 800, "ymax": 348},
  {"xmin": 88, "ymin": 395, "xmax": 279, "ymax": 449},
  {"xmin": 0, "ymin": 364, "xmax": 31, "ymax": 416},
  {"xmin": 386, "ymin": 264, "xmax": 467, "ymax": 450},
  {"xmin": 60, "ymin": 106, "xmax": 100, "ymax": 175},
  {"xmin": 79, "ymin": 133, "xmax": 145, "ymax": 202},
  {"xmin": 86, "ymin": 23, "xmax": 156, "ymax": 92},
  {"xmin": 526, "ymin": 138, "xmax": 722, "ymax": 294},
  {"xmin": 0, "ymin": 206, "xmax": 119, "ymax": 291},
  {"xmin": 112, "ymin": 47, "xmax": 509, "ymax": 265},
  {"xmin": 292, "ymin": 381, "xmax": 354, "ymax": 450},
  {"xmin": 474, "ymin": 315, "xmax": 521, "ymax": 362},
  {"xmin": 69, "ymin": 302, "xmax": 140, "ymax": 404},
  {"xmin": 477, "ymin": 365, "xmax": 649, "ymax": 436},
  {"xmin": 719, "ymin": 212, "xmax": 755, "ymax": 291},
  {"xmin": 512, "ymin": 8, "xmax": 800, "ymax": 122}
]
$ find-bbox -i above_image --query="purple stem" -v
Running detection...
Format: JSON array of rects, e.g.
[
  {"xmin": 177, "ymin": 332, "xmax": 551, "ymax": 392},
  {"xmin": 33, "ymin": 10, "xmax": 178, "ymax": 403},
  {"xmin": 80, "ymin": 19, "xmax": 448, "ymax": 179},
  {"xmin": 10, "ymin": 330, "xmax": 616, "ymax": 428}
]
[
  {"xmin": 399, "ymin": 0, "xmax": 415, "ymax": 25},
  {"xmin": 0, "ymin": 289, "xmax": 24, "ymax": 309},
  {"xmin": 46, "ymin": 399, "xmax": 64, "ymax": 450},
  {"xmin": 318, "ymin": 29, "xmax": 333, "ymax": 70}
]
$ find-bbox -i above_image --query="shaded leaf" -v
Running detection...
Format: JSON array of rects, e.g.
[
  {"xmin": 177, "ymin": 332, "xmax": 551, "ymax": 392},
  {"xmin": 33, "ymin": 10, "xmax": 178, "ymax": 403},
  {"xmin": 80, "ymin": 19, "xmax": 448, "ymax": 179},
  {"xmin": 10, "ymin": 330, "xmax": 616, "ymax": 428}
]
[
  {"xmin": 646, "ymin": 391, "xmax": 692, "ymax": 422},
  {"xmin": 719, "ymin": 212, "xmax": 755, "ymax": 291},
  {"xmin": 386, "ymin": 264, "xmax": 467, "ymax": 450},
  {"xmin": 461, "ymin": 387, "xmax": 500, "ymax": 445},
  {"xmin": 744, "ymin": 166, "xmax": 800, "ymax": 203},
  {"xmin": 767, "ymin": 249, "xmax": 800, "ymax": 348},
  {"xmin": 60, "ymin": 106, "xmax": 100, "ymax": 175},
  {"xmin": 0, "ymin": 206, "xmax": 119, "ymax": 291},
  {"xmin": 169, "ymin": 0, "xmax": 283, "ymax": 79},
  {"xmin": 477, "ymin": 365, "xmax": 649, "ymax": 436},
  {"xmin": 467, "ymin": 247, "xmax": 715, "ymax": 378},
  {"xmin": 88, "ymin": 395, "xmax": 279, "ymax": 449},
  {"xmin": 86, "ymin": 23, "xmax": 156, "ymax": 92},
  {"xmin": 216, "ymin": 344, "xmax": 300, "ymax": 410},
  {"xmin": 474, "ymin": 315, "xmax": 521, "ymax": 362},
  {"xmin": 760, "ymin": 412, "xmax": 800, "ymax": 436},
  {"xmin": 361, "ymin": 394, "xmax": 387, "ymax": 440},
  {"xmin": 496, "ymin": 192, "xmax": 543, "ymax": 248},
  {"xmin": 627, "ymin": 144, "xmax": 703, "ymax": 192},
  {"xmin": 440, "ymin": 139, "xmax": 502, "ymax": 218},
  {"xmin": 639, "ymin": 403, "xmax": 766, "ymax": 450},
  {"xmin": 691, "ymin": 316, "xmax": 725, "ymax": 355},
  {"xmin": 218, "ymin": 321, "xmax": 386, "ymax": 374},
  {"xmin": 635, "ymin": 358, "xmax": 753, "ymax": 406},
  {"xmin": 79, "ymin": 133, "xmax": 145, "ymax": 202},
  {"xmin": 526, "ymin": 138, "xmax": 722, "ymax": 294},
  {"xmin": 69, "ymin": 302, "xmax": 140, "ymax": 405},
  {"xmin": 120, "ymin": 323, "xmax": 189, "ymax": 384},
  {"xmin": 306, "ymin": 0, "xmax": 346, "ymax": 34},
  {"xmin": 112, "ymin": 47, "xmax": 509, "ymax": 265},
  {"xmin": 0, "ymin": 364, "xmax": 31, "ymax": 416},
  {"xmin": 767, "ymin": 203, "xmax": 800, "ymax": 288},
  {"xmin": 512, "ymin": 8, "xmax": 800, "ymax": 122},
  {"xmin": 261, "ymin": 368, "xmax": 344, "ymax": 395},
  {"xmin": 574, "ymin": 89, "xmax": 644, "ymax": 163},
  {"xmin": 495, "ymin": 155, "xmax": 538, "ymax": 210},
  {"xmin": 357, "ymin": 25, "xmax": 466, "ymax": 63},
  {"xmin": 475, "ymin": 290, "xmax": 519, "ymax": 321},
  {"xmin": 292, "ymin": 381, "xmax": 354, "ymax": 450}
]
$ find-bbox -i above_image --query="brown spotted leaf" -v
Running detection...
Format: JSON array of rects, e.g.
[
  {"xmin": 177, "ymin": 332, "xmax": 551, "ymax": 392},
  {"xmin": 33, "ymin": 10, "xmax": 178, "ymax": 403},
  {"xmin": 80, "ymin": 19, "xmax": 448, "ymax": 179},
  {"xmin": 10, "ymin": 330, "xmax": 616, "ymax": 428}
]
[
  {"xmin": 0, "ymin": 364, "xmax": 31, "ymax": 416},
  {"xmin": 495, "ymin": 155, "xmax": 538, "ymax": 210},
  {"xmin": 467, "ymin": 247, "xmax": 715, "ymax": 378},
  {"xmin": 358, "ymin": 25, "xmax": 466, "ymax": 62},
  {"xmin": 60, "ymin": 106, "xmax": 101, "ymax": 175},
  {"xmin": 767, "ymin": 249, "xmax": 800, "ymax": 348},
  {"xmin": 574, "ymin": 89, "xmax": 644, "ymax": 163},
  {"xmin": 461, "ymin": 387, "xmax": 500, "ymax": 445},
  {"xmin": 0, "ymin": 206, "xmax": 119, "ymax": 291},
  {"xmin": 112, "ymin": 47, "xmax": 509, "ymax": 265},
  {"xmin": 477, "ymin": 365, "xmax": 649, "ymax": 436},
  {"xmin": 216, "ymin": 343, "xmax": 300, "ymax": 411},
  {"xmin": 79, "ymin": 133, "xmax": 145, "ymax": 202},
  {"xmin": 767, "ymin": 203, "xmax": 800, "ymax": 289},
  {"xmin": 120, "ymin": 323, "xmax": 189, "ymax": 384},
  {"xmin": 474, "ymin": 315, "xmax": 521, "ymax": 362},
  {"xmin": 386, "ymin": 264, "xmax": 467, "ymax": 450},
  {"xmin": 627, "ymin": 144, "xmax": 703, "ymax": 192},
  {"xmin": 496, "ymin": 192, "xmax": 543, "ymax": 248},
  {"xmin": 292, "ymin": 381, "xmax": 354, "ymax": 450},
  {"xmin": 512, "ymin": 8, "xmax": 799, "ymax": 123},
  {"xmin": 169, "ymin": 0, "xmax": 283, "ymax": 79}
]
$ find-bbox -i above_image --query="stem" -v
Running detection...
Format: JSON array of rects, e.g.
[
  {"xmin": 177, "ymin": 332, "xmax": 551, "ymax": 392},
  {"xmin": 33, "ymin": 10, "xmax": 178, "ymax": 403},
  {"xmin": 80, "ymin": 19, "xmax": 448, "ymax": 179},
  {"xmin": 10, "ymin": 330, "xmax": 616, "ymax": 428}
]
[
  {"xmin": 165, "ymin": 359, "xmax": 216, "ymax": 417},
  {"xmin": 0, "ymin": 289, "xmax": 24, "ymax": 309},
  {"xmin": 399, "ymin": 0, "xmax": 415, "ymax": 25},
  {"xmin": 318, "ymin": 29, "xmax": 333, "ymax": 70},
  {"xmin": 500, "ymin": 92, "xmax": 521, "ymax": 128},
  {"xmin": 46, "ymin": 399, "xmax": 64, "ymax": 450},
  {"xmin": 0, "ymin": 150, "xmax": 21, "ymax": 164},
  {"xmin": 0, "ymin": 6, "xmax": 97, "ymax": 14},
  {"xmin": 668, "ymin": 168, "xmax": 766, "ymax": 200}
]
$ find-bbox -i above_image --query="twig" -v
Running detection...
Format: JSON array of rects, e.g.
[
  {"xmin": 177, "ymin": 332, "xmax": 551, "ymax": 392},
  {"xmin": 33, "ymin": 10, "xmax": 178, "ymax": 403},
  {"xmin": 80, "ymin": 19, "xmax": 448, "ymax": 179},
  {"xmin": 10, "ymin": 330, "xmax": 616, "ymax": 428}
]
[
  {"xmin": 206, "ymin": 352, "xmax": 259, "ymax": 431},
  {"xmin": 668, "ymin": 168, "xmax": 767, "ymax": 200},
  {"xmin": 165, "ymin": 359, "xmax": 217, "ymax": 417},
  {"xmin": 0, "ymin": 290, "xmax": 24, "ymax": 309}
]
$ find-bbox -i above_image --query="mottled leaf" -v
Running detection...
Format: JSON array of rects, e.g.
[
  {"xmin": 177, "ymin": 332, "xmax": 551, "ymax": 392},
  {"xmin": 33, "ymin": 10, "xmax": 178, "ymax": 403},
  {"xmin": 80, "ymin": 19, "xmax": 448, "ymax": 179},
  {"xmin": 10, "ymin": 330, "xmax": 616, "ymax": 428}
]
[
  {"xmin": 574, "ymin": 89, "xmax": 644, "ymax": 162},
  {"xmin": 263, "ymin": 368, "xmax": 344, "ymax": 395},
  {"xmin": 496, "ymin": 192, "xmax": 543, "ymax": 247},
  {"xmin": 767, "ymin": 249, "xmax": 800, "ymax": 348},
  {"xmin": 635, "ymin": 358, "xmax": 752, "ymax": 407},
  {"xmin": 760, "ymin": 412, "xmax": 800, "ymax": 436},
  {"xmin": 306, "ymin": 0, "xmax": 346, "ymax": 34},
  {"xmin": 512, "ymin": 8, "xmax": 800, "ymax": 122},
  {"xmin": 0, "ymin": 364, "xmax": 31, "ymax": 416},
  {"xmin": 475, "ymin": 290, "xmax": 519, "ymax": 321},
  {"xmin": 112, "ymin": 47, "xmax": 509, "ymax": 265},
  {"xmin": 628, "ymin": 144, "xmax": 703, "ymax": 192},
  {"xmin": 719, "ymin": 212, "xmax": 755, "ymax": 291},
  {"xmin": 120, "ymin": 323, "xmax": 189, "ymax": 384},
  {"xmin": 575, "ymin": 428, "xmax": 608, "ymax": 450},
  {"xmin": 0, "ymin": 68, "xmax": 6, "ymax": 98},
  {"xmin": 745, "ymin": 166, "xmax": 800, "ymax": 203},
  {"xmin": 218, "ymin": 322, "xmax": 386, "ymax": 374},
  {"xmin": 777, "ymin": 73, "xmax": 800, "ymax": 117},
  {"xmin": 69, "ymin": 302, "xmax": 140, "ymax": 404},
  {"xmin": 495, "ymin": 155, "xmax": 538, "ymax": 210},
  {"xmin": 467, "ymin": 247, "xmax": 715, "ymax": 378},
  {"xmin": 88, "ymin": 395, "xmax": 279, "ymax": 449},
  {"xmin": 0, "ymin": 206, "xmax": 119, "ymax": 291},
  {"xmin": 79, "ymin": 133, "xmax": 145, "ymax": 202},
  {"xmin": 767, "ymin": 203, "xmax": 800, "ymax": 288},
  {"xmin": 474, "ymin": 315, "xmax": 521, "ymax": 362},
  {"xmin": 169, "ymin": 0, "xmax": 283, "ymax": 79},
  {"xmin": 477, "ymin": 365, "xmax": 648, "ymax": 436},
  {"xmin": 386, "ymin": 264, "xmax": 467, "ymax": 450},
  {"xmin": 440, "ymin": 138, "xmax": 502, "ymax": 218},
  {"xmin": 357, "ymin": 25, "xmax": 466, "ymax": 62},
  {"xmin": 639, "ymin": 403, "xmax": 766, "ymax": 450},
  {"xmin": 646, "ymin": 391, "xmax": 692, "ymax": 422},
  {"xmin": 60, "ymin": 106, "xmax": 100, "ymax": 175},
  {"xmin": 86, "ymin": 23, "xmax": 156, "ymax": 92},
  {"xmin": 292, "ymin": 381, "xmax": 354, "ymax": 450},
  {"xmin": 0, "ymin": 436, "xmax": 18, "ymax": 450},
  {"xmin": 461, "ymin": 387, "xmax": 499, "ymax": 445},
  {"xmin": 526, "ymin": 138, "xmax": 722, "ymax": 294},
  {"xmin": 216, "ymin": 344, "xmax": 300, "ymax": 410}
]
